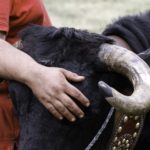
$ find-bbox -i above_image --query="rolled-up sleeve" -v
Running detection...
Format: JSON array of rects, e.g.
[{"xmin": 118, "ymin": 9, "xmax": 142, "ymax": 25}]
[{"xmin": 0, "ymin": 0, "xmax": 12, "ymax": 32}]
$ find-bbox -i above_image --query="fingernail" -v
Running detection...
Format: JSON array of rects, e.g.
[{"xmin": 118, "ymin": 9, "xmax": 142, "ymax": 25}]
[
  {"xmin": 86, "ymin": 102, "xmax": 90, "ymax": 107},
  {"xmin": 79, "ymin": 114, "xmax": 84, "ymax": 118},
  {"xmin": 59, "ymin": 116, "xmax": 63, "ymax": 120},
  {"xmin": 80, "ymin": 75, "xmax": 85, "ymax": 78},
  {"xmin": 71, "ymin": 117, "xmax": 76, "ymax": 122},
  {"xmin": 78, "ymin": 76, "xmax": 85, "ymax": 79}
]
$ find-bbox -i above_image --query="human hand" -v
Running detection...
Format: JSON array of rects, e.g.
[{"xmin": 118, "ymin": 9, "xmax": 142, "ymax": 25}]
[
  {"xmin": 0, "ymin": 39, "xmax": 90, "ymax": 122},
  {"xmin": 26, "ymin": 66, "xmax": 90, "ymax": 122}
]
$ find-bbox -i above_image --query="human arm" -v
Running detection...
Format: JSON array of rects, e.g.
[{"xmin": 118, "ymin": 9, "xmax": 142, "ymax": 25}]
[{"xmin": 0, "ymin": 32, "xmax": 90, "ymax": 122}]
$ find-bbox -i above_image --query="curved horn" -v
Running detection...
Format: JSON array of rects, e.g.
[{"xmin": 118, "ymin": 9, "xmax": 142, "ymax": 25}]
[{"xmin": 98, "ymin": 43, "xmax": 150, "ymax": 114}]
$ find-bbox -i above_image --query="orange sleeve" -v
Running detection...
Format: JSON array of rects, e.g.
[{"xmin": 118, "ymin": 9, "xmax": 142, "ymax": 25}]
[{"xmin": 0, "ymin": 0, "xmax": 12, "ymax": 32}]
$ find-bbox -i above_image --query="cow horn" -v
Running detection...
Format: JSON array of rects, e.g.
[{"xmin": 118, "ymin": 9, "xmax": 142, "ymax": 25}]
[{"xmin": 98, "ymin": 43, "xmax": 150, "ymax": 114}]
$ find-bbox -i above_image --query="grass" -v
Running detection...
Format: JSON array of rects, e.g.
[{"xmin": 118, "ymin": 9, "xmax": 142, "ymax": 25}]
[{"xmin": 44, "ymin": 0, "xmax": 150, "ymax": 32}]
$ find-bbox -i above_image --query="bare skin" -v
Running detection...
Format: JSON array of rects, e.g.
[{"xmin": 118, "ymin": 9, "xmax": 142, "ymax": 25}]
[
  {"xmin": 0, "ymin": 31, "xmax": 90, "ymax": 122},
  {"xmin": 108, "ymin": 35, "xmax": 131, "ymax": 50}
]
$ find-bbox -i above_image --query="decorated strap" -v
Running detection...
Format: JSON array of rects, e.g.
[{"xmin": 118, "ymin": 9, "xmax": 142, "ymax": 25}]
[{"xmin": 108, "ymin": 112, "xmax": 145, "ymax": 150}]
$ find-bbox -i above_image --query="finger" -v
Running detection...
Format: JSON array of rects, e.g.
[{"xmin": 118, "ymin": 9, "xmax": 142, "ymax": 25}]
[
  {"xmin": 65, "ymin": 83, "xmax": 90, "ymax": 107},
  {"xmin": 61, "ymin": 68, "xmax": 85, "ymax": 82},
  {"xmin": 53, "ymin": 100, "xmax": 76, "ymax": 122},
  {"xmin": 59, "ymin": 94, "xmax": 84, "ymax": 118},
  {"xmin": 46, "ymin": 103, "xmax": 63, "ymax": 120}
]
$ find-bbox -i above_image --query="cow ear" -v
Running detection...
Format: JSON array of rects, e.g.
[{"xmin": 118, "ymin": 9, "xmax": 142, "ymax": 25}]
[{"xmin": 138, "ymin": 48, "xmax": 150, "ymax": 66}]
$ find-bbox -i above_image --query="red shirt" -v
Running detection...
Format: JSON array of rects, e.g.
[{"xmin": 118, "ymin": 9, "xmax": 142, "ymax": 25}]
[
  {"xmin": 0, "ymin": 0, "xmax": 51, "ymax": 44},
  {"xmin": 0, "ymin": 0, "xmax": 51, "ymax": 149}
]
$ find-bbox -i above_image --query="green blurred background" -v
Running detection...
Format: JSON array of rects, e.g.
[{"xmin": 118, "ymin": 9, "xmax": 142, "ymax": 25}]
[{"xmin": 44, "ymin": 0, "xmax": 150, "ymax": 32}]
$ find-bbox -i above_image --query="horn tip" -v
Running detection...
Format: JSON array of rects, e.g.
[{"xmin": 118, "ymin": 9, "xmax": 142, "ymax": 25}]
[{"xmin": 98, "ymin": 81, "xmax": 113, "ymax": 98}]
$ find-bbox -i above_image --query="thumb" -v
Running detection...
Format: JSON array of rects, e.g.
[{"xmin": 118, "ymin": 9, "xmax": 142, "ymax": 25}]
[{"xmin": 61, "ymin": 69, "xmax": 85, "ymax": 82}]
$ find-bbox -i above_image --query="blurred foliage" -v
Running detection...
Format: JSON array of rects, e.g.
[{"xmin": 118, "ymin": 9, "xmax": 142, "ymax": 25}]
[{"xmin": 44, "ymin": 0, "xmax": 150, "ymax": 32}]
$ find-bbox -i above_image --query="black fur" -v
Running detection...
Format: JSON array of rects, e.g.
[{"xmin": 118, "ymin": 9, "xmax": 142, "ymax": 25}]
[
  {"xmin": 103, "ymin": 11, "xmax": 150, "ymax": 53},
  {"xmin": 9, "ymin": 25, "xmax": 132, "ymax": 150},
  {"xmin": 9, "ymin": 21, "xmax": 150, "ymax": 149}
]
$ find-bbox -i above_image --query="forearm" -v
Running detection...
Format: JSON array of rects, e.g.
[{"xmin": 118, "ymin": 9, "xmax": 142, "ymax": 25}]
[
  {"xmin": 0, "ymin": 39, "xmax": 41, "ymax": 84},
  {"xmin": 0, "ymin": 39, "xmax": 90, "ymax": 122}
]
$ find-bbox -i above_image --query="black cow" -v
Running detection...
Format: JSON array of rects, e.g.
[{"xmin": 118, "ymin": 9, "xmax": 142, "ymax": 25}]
[{"xmin": 9, "ymin": 25, "xmax": 150, "ymax": 150}]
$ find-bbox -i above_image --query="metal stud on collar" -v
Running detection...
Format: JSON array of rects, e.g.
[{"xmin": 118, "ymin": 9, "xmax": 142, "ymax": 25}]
[{"xmin": 108, "ymin": 113, "xmax": 145, "ymax": 150}]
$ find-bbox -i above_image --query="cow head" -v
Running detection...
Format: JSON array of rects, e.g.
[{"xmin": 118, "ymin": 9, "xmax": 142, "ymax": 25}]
[
  {"xmin": 10, "ymin": 25, "xmax": 150, "ymax": 150},
  {"xmin": 18, "ymin": 25, "xmax": 150, "ymax": 114}
]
